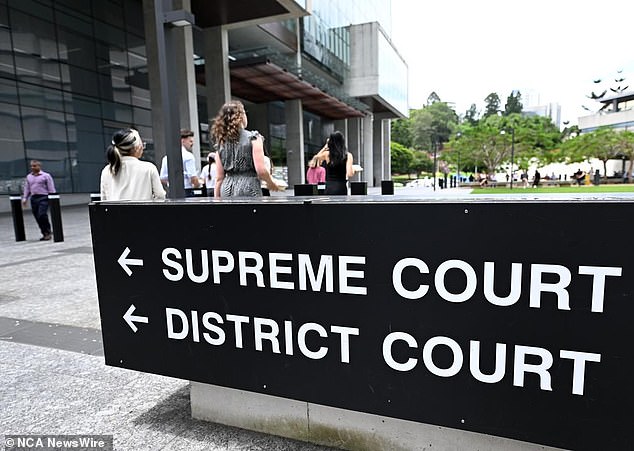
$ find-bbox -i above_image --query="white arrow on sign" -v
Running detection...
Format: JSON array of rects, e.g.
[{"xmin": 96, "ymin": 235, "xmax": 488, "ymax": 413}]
[
  {"xmin": 123, "ymin": 304, "xmax": 148, "ymax": 333},
  {"xmin": 118, "ymin": 247, "xmax": 143, "ymax": 276}
]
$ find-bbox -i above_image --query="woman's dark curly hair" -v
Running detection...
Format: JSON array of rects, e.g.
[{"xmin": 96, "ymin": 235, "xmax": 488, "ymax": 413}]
[
  {"xmin": 326, "ymin": 131, "xmax": 346, "ymax": 166},
  {"xmin": 211, "ymin": 101, "xmax": 246, "ymax": 146}
]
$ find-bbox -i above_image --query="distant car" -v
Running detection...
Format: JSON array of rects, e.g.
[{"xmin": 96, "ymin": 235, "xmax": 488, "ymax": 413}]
[{"xmin": 405, "ymin": 178, "xmax": 431, "ymax": 188}]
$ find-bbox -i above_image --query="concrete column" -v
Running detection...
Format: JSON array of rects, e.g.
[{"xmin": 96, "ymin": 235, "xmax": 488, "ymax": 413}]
[
  {"xmin": 383, "ymin": 119, "xmax": 391, "ymax": 180},
  {"xmin": 334, "ymin": 119, "xmax": 347, "ymax": 137},
  {"xmin": 173, "ymin": 0, "xmax": 200, "ymax": 168},
  {"xmin": 246, "ymin": 103, "xmax": 269, "ymax": 142},
  {"xmin": 285, "ymin": 99, "xmax": 305, "ymax": 186},
  {"xmin": 372, "ymin": 115, "xmax": 384, "ymax": 185},
  {"xmin": 362, "ymin": 114, "xmax": 373, "ymax": 186},
  {"xmin": 142, "ymin": 0, "xmax": 166, "ymax": 163},
  {"xmin": 347, "ymin": 118, "xmax": 361, "ymax": 182},
  {"xmin": 203, "ymin": 26, "xmax": 231, "ymax": 124}
]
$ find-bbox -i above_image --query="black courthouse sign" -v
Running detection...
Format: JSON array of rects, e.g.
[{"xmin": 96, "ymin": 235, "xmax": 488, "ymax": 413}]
[{"xmin": 90, "ymin": 198, "xmax": 634, "ymax": 450}]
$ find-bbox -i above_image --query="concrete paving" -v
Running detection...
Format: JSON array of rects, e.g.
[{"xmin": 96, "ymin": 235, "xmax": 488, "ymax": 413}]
[{"xmin": 0, "ymin": 204, "xmax": 332, "ymax": 451}]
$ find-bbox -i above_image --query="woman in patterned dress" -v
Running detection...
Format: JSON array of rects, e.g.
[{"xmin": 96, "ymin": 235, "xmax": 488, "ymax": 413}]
[{"xmin": 212, "ymin": 101, "xmax": 279, "ymax": 198}]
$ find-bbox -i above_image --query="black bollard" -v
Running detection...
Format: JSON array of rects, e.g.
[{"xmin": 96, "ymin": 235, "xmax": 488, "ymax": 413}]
[
  {"xmin": 48, "ymin": 194, "xmax": 64, "ymax": 242},
  {"xmin": 381, "ymin": 180, "xmax": 394, "ymax": 195},
  {"xmin": 350, "ymin": 181, "xmax": 367, "ymax": 195},
  {"xmin": 10, "ymin": 195, "xmax": 26, "ymax": 242},
  {"xmin": 294, "ymin": 184, "xmax": 318, "ymax": 196}
]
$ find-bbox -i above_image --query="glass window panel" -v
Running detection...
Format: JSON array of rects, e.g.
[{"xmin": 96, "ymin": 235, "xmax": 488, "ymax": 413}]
[
  {"xmin": 92, "ymin": 0, "xmax": 123, "ymax": 28},
  {"xmin": 127, "ymin": 48, "xmax": 147, "ymax": 70},
  {"xmin": 14, "ymin": 53, "xmax": 61, "ymax": 88},
  {"xmin": 123, "ymin": 0, "xmax": 144, "ymax": 38},
  {"xmin": 0, "ymin": 28, "xmax": 16, "ymax": 78},
  {"xmin": 55, "ymin": 9, "xmax": 92, "ymax": 38},
  {"xmin": 133, "ymin": 106, "xmax": 151, "ymax": 126},
  {"xmin": 0, "ymin": 2, "xmax": 8, "ymax": 27},
  {"xmin": 57, "ymin": 29, "xmax": 96, "ymax": 70},
  {"xmin": 18, "ymin": 81, "xmax": 64, "ymax": 111},
  {"xmin": 64, "ymin": 92, "xmax": 102, "ymax": 118},
  {"xmin": 0, "ymin": 103, "xmax": 26, "ymax": 195},
  {"xmin": 101, "ymin": 100, "xmax": 132, "ymax": 123},
  {"xmin": 93, "ymin": 20, "xmax": 125, "ymax": 48},
  {"xmin": 130, "ymin": 84, "xmax": 150, "ymax": 109},
  {"xmin": 10, "ymin": 10, "xmax": 58, "ymax": 59},
  {"xmin": 7, "ymin": 0, "xmax": 53, "ymax": 22},
  {"xmin": 108, "ymin": 48, "xmax": 128, "ymax": 68},
  {"xmin": 61, "ymin": 65, "xmax": 99, "ymax": 97},
  {"xmin": 0, "ymin": 77, "xmax": 18, "ymax": 104},
  {"xmin": 55, "ymin": 0, "xmax": 91, "ymax": 16}
]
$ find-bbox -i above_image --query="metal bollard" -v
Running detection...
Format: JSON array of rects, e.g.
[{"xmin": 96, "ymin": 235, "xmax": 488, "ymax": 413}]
[
  {"xmin": 381, "ymin": 180, "xmax": 394, "ymax": 195},
  {"xmin": 350, "ymin": 181, "xmax": 367, "ymax": 195},
  {"xmin": 294, "ymin": 184, "xmax": 318, "ymax": 196},
  {"xmin": 10, "ymin": 195, "xmax": 26, "ymax": 242},
  {"xmin": 48, "ymin": 194, "xmax": 64, "ymax": 242}
]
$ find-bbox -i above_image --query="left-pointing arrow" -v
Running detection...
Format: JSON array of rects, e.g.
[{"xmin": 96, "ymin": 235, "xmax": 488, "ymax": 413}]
[
  {"xmin": 118, "ymin": 247, "xmax": 144, "ymax": 276},
  {"xmin": 123, "ymin": 304, "xmax": 149, "ymax": 333}
]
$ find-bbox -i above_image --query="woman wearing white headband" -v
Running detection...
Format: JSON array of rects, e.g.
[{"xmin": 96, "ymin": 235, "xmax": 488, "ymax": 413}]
[{"xmin": 100, "ymin": 128, "xmax": 166, "ymax": 201}]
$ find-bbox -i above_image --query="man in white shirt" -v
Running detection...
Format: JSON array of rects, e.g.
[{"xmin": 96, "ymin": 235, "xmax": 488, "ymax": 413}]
[{"xmin": 160, "ymin": 128, "xmax": 200, "ymax": 197}]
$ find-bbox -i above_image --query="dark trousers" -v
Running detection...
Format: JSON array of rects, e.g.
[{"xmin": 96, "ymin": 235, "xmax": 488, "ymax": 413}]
[{"xmin": 30, "ymin": 194, "xmax": 51, "ymax": 236}]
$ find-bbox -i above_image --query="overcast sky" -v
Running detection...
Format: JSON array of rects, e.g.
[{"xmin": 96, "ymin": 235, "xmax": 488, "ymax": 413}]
[{"xmin": 390, "ymin": 0, "xmax": 634, "ymax": 126}]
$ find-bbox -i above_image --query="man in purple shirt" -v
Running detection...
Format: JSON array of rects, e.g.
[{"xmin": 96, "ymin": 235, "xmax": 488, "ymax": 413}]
[{"xmin": 22, "ymin": 160, "xmax": 56, "ymax": 241}]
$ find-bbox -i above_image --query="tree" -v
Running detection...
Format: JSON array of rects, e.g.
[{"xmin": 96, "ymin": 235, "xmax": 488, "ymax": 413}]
[
  {"xmin": 483, "ymin": 92, "xmax": 501, "ymax": 118},
  {"xmin": 560, "ymin": 128, "xmax": 633, "ymax": 177},
  {"xmin": 616, "ymin": 130, "xmax": 634, "ymax": 182},
  {"xmin": 464, "ymin": 104, "xmax": 479, "ymax": 126},
  {"xmin": 411, "ymin": 150, "xmax": 433, "ymax": 177},
  {"xmin": 411, "ymin": 102, "xmax": 459, "ymax": 151},
  {"xmin": 445, "ymin": 113, "xmax": 561, "ymax": 174},
  {"xmin": 427, "ymin": 91, "xmax": 441, "ymax": 105},
  {"xmin": 390, "ymin": 141, "xmax": 414, "ymax": 176},
  {"xmin": 391, "ymin": 115, "xmax": 413, "ymax": 148},
  {"xmin": 504, "ymin": 90, "xmax": 523, "ymax": 115}
]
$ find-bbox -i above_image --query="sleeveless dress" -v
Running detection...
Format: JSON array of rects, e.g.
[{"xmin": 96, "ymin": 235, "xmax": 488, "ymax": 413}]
[
  {"xmin": 325, "ymin": 154, "xmax": 348, "ymax": 195},
  {"xmin": 219, "ymin": 129, "xmax": 262, "ymax": 197}
]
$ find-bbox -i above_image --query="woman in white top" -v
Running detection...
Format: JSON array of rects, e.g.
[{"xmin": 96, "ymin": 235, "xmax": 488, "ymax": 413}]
[
  {"xmin": 199, "ymin": 152, "xmax": 217, "ymax": 197},
  {"xmin": 100, "ymin": 128, "xmax": 166, "ymax": 201}
]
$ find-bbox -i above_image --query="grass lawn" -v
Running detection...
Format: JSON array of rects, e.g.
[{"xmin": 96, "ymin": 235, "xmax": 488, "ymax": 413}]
[{"xmin": 470, "ymin": 184, "xmax": 634, "ymax": 194}]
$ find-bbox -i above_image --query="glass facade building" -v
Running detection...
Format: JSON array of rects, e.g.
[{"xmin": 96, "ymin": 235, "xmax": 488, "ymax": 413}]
[
  {"xmin": 0, "ymin": 0, "xmax": 405, "ymax": 195},
  {"xmin": 0, "ymin": 0, "xmax": 152, "ymax": 195}
]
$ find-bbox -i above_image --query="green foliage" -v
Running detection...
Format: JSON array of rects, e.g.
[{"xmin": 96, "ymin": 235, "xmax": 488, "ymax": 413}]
[
  {"xmin": 560, "ymin": 128, "xmax": 634, "ymax": 177},
  {"xmin": 504, "ymin": 90, "xmax": 523, "ymax": 115},
  {"xmin": 483, "ymin": 92, "xmax": 501, "ymax": 118},
  {"xmin": 391, "ymin": 116, "xmax": 413, "ymax": 148},
  {"xmin": 412, "ymin": 149, "xmax": 433, "ymax": 175},
  {"xmin": 427, "ymin": 91, "xmax": 441, "ymax": 105},
  {"xmin": 444, "ymin": 113, "xmax": 561, "ymax": 173},
  {"xmin": 464, "ymin": 104, "xmax": 479, "ymax": 126},
  {"xmin": 390, "ymin": 141, "xmax": 414, "ymax": 175},
  {"xmin": 410, "ymin": 102, "xmax": 459, "ymax": 150}
]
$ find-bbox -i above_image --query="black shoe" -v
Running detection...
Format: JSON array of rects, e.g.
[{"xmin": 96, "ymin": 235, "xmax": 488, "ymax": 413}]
[{"xmin": 40, "ymin": 234, "xmax": 52, "ymax": 241}]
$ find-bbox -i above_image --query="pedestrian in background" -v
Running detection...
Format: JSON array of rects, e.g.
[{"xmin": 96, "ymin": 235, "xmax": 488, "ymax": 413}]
[
  {"xmin": 22, "ymin": 160, "xmax": 56, "ymax": 241},
  {"xmin": 199, "ymin": 152, "xmax": 217, "ymax": 197},
  {"xmin": 315, "ymin": 131, "xmax": 355, "ymax": 195},
  {"xmin": 100, "ymin": 128, "xmax": 165, "ymax": 201},
  {"xmin": 212, "ymin": 101, "xmax": 280, "ymax": 198},
  {"xmin": 160, "ymin": 128, "xmax": 200, "ymax": 197}
]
